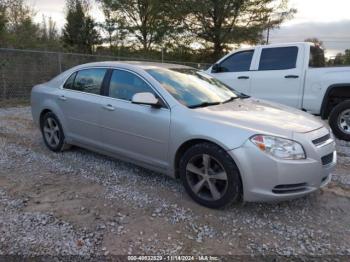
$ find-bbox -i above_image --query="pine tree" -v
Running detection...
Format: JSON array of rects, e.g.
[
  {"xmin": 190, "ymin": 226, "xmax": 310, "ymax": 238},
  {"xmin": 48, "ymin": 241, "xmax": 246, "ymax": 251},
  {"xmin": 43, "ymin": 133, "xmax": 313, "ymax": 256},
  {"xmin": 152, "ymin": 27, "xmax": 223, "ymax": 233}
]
[{"xmin": 62, "ymin": 0, "xmax": 100, "ymax": 53}]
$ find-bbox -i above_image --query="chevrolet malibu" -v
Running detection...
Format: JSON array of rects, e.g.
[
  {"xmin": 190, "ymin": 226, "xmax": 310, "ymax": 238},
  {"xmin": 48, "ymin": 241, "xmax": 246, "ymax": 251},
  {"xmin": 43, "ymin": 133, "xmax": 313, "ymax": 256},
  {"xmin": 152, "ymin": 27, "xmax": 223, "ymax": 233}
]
[{"xmin": 31, "ymin": 62, "xmax": 337, "ymax": 208}]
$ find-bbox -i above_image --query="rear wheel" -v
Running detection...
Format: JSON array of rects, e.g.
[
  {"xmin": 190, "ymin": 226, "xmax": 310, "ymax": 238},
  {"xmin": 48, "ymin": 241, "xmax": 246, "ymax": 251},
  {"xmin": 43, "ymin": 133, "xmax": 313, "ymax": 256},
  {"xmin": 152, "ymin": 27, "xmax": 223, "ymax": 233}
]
[
  {"xmin": 179, "ymin": 142, "xmax": 242, "ymax": 208},
  {"xmin": 40, "ymin": 112, "xmax": 67, "ymax": 152},
  {"xmin": 329, "ymin": 100, "xmax": 350, "ymax": 141}
]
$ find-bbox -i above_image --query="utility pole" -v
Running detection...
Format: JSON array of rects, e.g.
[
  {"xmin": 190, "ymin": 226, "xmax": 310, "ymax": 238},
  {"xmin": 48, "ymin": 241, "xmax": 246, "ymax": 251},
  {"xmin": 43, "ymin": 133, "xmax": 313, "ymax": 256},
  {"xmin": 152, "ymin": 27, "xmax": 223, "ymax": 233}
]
[
  {"xmin": 266, "ymin": 12, "xmax": 288, "ymax": 45},
  {"xmin": 161, "ymin": 48, "xmax": 164, "ymax": 63},
  {"xmin": 266, "ymin": 19, "xmax": 271, "ymax": 44},
  {"xmin": 57, "ymin": 52, "xmax": 62, "ymax": 73}
]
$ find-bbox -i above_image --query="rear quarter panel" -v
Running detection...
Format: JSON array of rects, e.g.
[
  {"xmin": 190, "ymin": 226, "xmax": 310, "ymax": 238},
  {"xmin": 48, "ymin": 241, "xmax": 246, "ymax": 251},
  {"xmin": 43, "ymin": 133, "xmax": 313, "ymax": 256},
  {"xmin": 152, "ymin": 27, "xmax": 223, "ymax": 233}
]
[{"xmin": 31, "ymin": 83, "xmax": 67, "ymax": 133}]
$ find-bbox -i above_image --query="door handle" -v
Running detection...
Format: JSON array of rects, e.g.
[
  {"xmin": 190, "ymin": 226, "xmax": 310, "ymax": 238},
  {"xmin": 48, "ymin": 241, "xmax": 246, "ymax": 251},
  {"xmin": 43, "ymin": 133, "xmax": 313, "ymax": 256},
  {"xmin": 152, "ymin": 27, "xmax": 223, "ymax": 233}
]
[
  {"xmin": 237, "ymin": 76, "xmax": 249, "ymax": 80},
  {"xmin": 285, "ymin": 75, "xmax": 299, "ymax": 79},
  {"xmin": 58, "ymin": 95, "xmax": 67, "ymax": 101},
  {"xmin": 103, "ymin": 104, "xmax": 115, "ymax": 111}
]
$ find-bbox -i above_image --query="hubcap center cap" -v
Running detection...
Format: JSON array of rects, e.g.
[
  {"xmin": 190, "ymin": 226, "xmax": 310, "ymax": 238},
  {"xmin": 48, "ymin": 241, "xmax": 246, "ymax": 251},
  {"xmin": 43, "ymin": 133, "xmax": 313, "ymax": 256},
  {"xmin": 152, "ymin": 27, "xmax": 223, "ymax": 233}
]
[{"xmin": 203, "ymin": 169, "xmax": 215, "ymax": 180}]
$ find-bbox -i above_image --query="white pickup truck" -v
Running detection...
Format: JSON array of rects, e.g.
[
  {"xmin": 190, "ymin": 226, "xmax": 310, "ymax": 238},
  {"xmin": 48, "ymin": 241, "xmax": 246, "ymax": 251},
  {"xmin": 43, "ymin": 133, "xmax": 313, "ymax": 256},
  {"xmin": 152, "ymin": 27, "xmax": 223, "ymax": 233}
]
[{"xmin": 207, "ymin": 42, "xmax": 350, "ymax": 141}]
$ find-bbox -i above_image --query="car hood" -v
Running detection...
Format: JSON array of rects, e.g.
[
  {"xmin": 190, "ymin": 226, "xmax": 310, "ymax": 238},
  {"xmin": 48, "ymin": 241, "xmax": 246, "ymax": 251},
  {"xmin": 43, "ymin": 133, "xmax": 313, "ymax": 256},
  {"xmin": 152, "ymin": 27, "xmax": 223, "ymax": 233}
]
[{"xmin": 194, "ymin": 98, "xmax": 324, "ymax": 137}]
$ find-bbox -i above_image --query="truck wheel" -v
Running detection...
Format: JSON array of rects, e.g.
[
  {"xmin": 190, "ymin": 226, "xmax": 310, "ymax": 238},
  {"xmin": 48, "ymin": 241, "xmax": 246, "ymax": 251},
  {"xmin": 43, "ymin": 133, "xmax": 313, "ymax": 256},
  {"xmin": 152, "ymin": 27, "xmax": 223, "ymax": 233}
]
[{"xmin": 329, "ymin": 100, "xmax": 350, "ymax": 141}]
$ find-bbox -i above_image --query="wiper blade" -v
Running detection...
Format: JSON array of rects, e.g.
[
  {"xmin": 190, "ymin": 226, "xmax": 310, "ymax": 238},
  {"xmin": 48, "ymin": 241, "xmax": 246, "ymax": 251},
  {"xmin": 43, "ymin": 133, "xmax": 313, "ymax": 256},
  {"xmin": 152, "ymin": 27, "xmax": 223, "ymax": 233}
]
[
  {"xmin": 239, "ymin": 93, "xmax": 250, "ymax": 99},
  {"xmin": 188, "ymin": 101, "xmax": 222, "ymax": 109},
  {"xmin": 223, "ymin": 96, "xmax": 240, "ymax": 104}
]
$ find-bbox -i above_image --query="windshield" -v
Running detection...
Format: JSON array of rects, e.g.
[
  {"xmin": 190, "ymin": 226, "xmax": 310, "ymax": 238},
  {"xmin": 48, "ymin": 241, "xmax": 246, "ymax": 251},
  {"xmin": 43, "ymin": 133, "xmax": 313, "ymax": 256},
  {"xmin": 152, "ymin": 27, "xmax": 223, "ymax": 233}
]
[{"xmin": 146, "ymin": 68, "xmax": 240, "ymax": 108}]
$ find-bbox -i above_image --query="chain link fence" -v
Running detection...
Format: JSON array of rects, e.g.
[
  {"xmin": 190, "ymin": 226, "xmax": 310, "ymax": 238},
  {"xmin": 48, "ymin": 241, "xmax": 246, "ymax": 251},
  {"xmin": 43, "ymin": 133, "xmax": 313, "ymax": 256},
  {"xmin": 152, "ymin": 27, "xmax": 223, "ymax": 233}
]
[{"xmin": 0, "ymin": 48, "xmax": 211, "ymax": 101}]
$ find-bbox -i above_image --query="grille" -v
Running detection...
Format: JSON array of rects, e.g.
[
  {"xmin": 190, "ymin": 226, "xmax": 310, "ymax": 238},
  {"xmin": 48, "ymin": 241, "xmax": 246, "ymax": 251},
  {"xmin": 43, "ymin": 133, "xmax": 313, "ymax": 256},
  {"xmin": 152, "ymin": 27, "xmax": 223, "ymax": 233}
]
[
  {"xmin": 312, "ymin": 134, "xmax": 331, "ymax": 146},
  {"xmin": 321, "ymin": 153, "xmax": 334, "ymax": 165},
  {"xmin": 272, "ymin": 183, "xmax": 308, "ymax": 194}
]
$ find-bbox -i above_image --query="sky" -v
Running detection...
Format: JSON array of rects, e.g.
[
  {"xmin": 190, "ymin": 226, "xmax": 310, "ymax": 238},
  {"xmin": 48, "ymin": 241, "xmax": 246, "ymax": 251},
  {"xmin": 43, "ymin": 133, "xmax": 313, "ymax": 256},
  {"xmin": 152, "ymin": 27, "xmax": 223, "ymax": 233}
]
[
  {"xmin": 28, "ymin": 0, "xmax": 350, "ymax": 57},
  {"xmin": 269, "ymin": 0, "xmax": 350, "ymax": 57}
]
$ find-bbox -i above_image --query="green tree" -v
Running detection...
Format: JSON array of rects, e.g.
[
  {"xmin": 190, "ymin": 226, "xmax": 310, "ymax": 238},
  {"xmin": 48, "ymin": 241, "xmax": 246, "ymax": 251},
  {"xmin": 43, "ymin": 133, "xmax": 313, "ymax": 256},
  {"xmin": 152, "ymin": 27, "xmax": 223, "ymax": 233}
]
[
  {"xmin": 98, "ymin": 2, "xmax": 127, "ymax": 50},
  {"xmin": 344, "ymin": 49, "xmax": 350, "ymax": 65},
  {"xmin": 10, "ymin": 1, "xmax": 43, "ymax": 48},
  {"xmin": 305, "ymin": 37, "xmax": 325, "ymax": 48},
  {"xmin": 0, "ymin": 1, "xmax": 7, "ymax": 38},
  {"xmin": 332, "ymin": 49, "xmax": 350, "ymax": 66},
  {"xmin": 83, "ymin": 16, "xmax": 100, "ymax": 53},
  {"xmin": 39, "ymin": 16, "xmax": 61, "ymax": 51},
  {"xmin": 333, "ymin": 53, "xmax": 345, "ymax": 65},
  {"xmin": 62, "ymin": 0, "xmax": 100, "ymax": 53},
  {"xmin": 180, "ymin": 0, "xmax": 296, "ymax": 60},
  {"xmin": 0, "ymin": 0, "xmax": 62, "ymax": 50},
  {"xmin": 99, "ymin": 0, "xmax": 180, "ymax": 51}
]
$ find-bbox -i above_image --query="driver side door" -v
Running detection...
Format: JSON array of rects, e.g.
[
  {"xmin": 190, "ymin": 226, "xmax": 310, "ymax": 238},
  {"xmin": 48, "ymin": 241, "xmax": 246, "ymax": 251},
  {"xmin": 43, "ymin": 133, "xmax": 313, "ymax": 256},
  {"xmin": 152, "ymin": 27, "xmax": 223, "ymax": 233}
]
[{"xmin": 208, "ymin": 50, "xmax": 254, "ymax": 95}]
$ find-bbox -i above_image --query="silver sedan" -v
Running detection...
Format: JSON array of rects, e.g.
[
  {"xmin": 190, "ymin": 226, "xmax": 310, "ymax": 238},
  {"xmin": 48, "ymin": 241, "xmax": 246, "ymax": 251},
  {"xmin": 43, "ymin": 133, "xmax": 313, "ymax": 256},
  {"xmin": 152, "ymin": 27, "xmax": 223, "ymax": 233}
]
[{"xmin": 31, "ymin": 62, "xmax": 337, "ymax": 208}]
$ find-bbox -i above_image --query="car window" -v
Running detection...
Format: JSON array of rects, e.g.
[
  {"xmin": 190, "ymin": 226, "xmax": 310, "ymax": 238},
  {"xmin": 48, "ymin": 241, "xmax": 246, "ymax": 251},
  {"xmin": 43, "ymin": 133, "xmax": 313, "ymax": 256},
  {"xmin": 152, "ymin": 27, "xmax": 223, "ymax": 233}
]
[
  {"xmin": 218, "ymin": 51, "xmax": 254, "ymax": 72},
  {"xmin": 259, "ymin": 47, "xmax": 298, "ymax": 70},
  {"xmin": 65, "ymin": 68, "xmax": 107, "ymax": 94},
  {"xmin": 63, "ymin": 72, "xmax": 76, "ymax": 89},
  {"xmin": 109, "ymin": 69, "xmax": 156, "ymax": 101}
]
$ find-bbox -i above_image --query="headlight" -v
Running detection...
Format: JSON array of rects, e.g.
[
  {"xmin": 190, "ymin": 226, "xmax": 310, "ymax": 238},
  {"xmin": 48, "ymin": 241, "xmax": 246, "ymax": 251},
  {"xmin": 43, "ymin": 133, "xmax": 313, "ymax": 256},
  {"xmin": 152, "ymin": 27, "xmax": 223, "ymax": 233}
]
[{"xmin": 250, "ymin": 135, "xmax": 306, "ymax": 160}]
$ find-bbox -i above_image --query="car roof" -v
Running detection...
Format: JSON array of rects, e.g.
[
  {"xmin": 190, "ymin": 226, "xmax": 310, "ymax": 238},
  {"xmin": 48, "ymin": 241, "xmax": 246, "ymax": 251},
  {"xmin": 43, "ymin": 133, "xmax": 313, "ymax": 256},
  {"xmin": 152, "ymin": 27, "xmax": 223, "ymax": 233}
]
[
  {"xmin": 72, "ymin": 61, "xmax": 195, "ymax": 71},
  {"xmin": 258, "ymin": 42, "xmax": 312, "ymax": 48}
]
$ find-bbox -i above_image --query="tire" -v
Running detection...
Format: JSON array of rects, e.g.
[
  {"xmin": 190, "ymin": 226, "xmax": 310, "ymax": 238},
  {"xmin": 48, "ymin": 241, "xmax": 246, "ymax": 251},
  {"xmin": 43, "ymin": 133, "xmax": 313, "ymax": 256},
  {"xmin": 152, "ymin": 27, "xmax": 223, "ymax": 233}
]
[
  {"xmin": 329, "ymin": 100, "xmax": 350, "ymax": 141},
  {"xmin": 179, "ymin": 142, "xmax": 242, "ymax": 209},
  {"xmin": 40, "ymin": 112, "xmax": 68, "ymax": 152}
]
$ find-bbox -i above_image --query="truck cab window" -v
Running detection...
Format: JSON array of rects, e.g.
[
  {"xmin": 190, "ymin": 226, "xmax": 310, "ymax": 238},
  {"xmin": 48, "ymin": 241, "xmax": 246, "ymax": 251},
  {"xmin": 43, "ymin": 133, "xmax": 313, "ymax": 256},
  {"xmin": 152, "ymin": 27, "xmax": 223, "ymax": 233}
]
[
  {"xmin": 309, "ymin": 46, "xmax": 326, "ymax": 68},
  {"xmin": 259, "ymin": 47, "xmax": 298, "ymax": 70},
  {"xmin": 216, "ymin": 50, "xmax": 254, "ymax": 72}
]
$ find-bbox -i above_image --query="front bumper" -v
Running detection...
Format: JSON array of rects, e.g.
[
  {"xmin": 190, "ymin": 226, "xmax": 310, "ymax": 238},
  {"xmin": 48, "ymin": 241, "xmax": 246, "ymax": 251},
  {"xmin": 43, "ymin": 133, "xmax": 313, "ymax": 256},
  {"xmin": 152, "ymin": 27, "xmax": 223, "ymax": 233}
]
[{"xmin": 229, "ymin": 127, "xmax": 336, "ymax": 202}]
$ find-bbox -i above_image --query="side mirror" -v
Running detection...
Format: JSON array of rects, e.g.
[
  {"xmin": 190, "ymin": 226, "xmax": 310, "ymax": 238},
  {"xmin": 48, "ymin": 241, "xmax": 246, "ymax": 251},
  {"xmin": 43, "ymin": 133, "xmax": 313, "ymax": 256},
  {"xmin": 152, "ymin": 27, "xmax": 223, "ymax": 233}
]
[
  {"xmin": 211, "ymin": 63, "xmax": 221, "ymax": 73},
  {"xmin": 132, "ymin": 92, "xmax": 160, "ymax": 107}
]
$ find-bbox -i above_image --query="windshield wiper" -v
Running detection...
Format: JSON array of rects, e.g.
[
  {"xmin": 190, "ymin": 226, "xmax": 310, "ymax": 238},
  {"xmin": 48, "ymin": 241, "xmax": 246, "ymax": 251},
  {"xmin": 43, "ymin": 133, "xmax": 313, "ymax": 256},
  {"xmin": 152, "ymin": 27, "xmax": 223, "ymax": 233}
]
[
  {"xmin": 188, "ymin": 101, "xmax": 222, "ymax": 109},
  {"xmin": 223, "ymin": 96, "xmax": 240, "ymax": 104},
  {"xmin": 239, "ymin": 93, "xmax": 250, "ymax": 99}
]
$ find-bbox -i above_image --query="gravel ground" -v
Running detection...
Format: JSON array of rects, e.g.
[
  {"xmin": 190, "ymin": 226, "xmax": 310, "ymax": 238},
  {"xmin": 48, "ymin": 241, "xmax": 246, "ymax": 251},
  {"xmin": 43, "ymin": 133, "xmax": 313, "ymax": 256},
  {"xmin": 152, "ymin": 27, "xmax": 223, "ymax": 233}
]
[{"xmin": 0, "ymin": 106, "xmax": 350, "ymax": 259}]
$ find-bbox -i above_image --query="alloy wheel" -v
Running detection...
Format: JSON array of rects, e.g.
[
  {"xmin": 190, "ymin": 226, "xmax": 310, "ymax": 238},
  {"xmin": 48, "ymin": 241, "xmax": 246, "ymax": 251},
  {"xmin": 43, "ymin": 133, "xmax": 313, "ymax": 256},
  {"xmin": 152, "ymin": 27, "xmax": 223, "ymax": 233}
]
[
  {"xmin": 338, "ymin": 109, "xmax": 350, "ymax": 134},
  {"xmin": 186, "ymin": 154, "xmax": 228, "ymax": 201},
  {"xmin": 43, "ymin": 117, "xmax": 61, "ymax": 148}
]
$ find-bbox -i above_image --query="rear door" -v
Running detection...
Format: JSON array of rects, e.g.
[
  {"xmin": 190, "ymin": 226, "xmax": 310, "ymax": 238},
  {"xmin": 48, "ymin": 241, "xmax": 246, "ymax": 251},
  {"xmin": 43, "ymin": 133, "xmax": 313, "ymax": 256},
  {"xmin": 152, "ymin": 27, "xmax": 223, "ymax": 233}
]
[
  {"xmin": 58, "ymin": 68, "xmax": 108, "ymax": 146},
  {"xmin": 99, "ymin": 69, "xmax": 171, "ymax": 170},
  {"xmin": 250, "ymin": 45, "xmax": 305, "ymax": 108},
  {"xmin": 208, "ymin": 50, "xmax": 254, "ymax": 95}
]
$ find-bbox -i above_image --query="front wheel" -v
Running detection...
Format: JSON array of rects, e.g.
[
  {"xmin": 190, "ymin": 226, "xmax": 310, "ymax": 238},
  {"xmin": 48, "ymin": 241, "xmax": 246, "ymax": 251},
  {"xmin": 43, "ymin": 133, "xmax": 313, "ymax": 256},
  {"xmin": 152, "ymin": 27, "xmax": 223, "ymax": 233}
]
[
  {"xmin": 179, "ymin": 142, "xmax": 242, "ymax": 209},
  {"xmin": 329, "ymin": 100, "xmax": 350, "ymax": 141}
]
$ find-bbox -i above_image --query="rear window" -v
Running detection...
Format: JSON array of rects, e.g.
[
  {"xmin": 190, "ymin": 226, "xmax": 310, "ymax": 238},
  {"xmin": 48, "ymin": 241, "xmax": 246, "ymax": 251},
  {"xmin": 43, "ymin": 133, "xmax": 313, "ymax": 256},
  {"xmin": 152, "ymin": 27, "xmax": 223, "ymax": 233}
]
[
  {"xmin": 259, "ymin": 47, "xmax": 298, "ymax": 70},
  {"xmin": 63, "ymin": 72, "xmax": 76, "ymax": 89},
  {"xmin": 63, "ymin": 68, "xmax": 107, "ymax": 95},
  {"xmin": 309, "ymin": 46, "xmax": 326, "ymax": 67}
]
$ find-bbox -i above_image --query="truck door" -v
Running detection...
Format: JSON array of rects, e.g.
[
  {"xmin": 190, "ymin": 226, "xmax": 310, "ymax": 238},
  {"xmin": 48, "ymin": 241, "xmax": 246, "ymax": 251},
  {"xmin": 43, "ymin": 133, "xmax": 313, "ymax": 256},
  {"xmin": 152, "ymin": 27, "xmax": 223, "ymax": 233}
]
[
  {"xmin": 250, "ymin": 45, "xmax": 304, "ymax": 108},
  {"xmin": 208, "ymin": 50, "xmax": 254, "ymax": 96}
]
